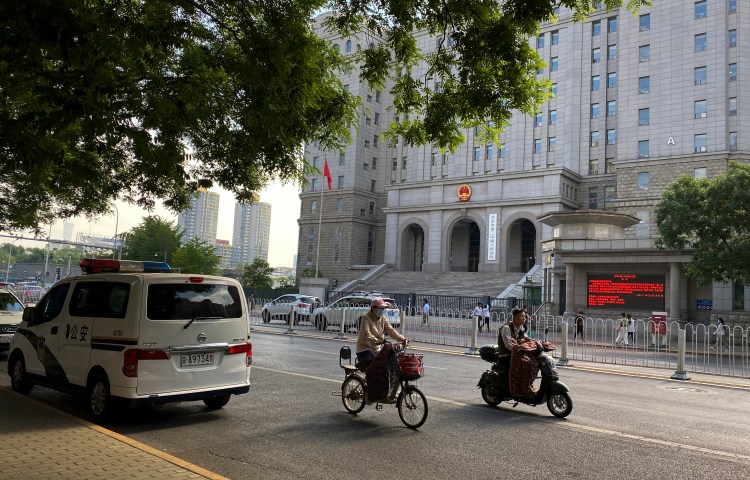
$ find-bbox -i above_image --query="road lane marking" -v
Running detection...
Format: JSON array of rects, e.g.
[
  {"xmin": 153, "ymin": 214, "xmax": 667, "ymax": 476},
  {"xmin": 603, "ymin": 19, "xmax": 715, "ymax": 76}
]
[
  {"xmin": 255, "ymin": 365, "xmax": 750, "ymax": 463},
  {"xmin": 298, "ymin": 348, "xmax": 339, "ymax": 355}
]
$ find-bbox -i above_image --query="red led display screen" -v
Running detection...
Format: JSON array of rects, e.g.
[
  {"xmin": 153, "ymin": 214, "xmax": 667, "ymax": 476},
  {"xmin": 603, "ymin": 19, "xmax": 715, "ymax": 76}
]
[{"xmin": 587, "ymin": 274, "xmax": 665, "ymax": 310}]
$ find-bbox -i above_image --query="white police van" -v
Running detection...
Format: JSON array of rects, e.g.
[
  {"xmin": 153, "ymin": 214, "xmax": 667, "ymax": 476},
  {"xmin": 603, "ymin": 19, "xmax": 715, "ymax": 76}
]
[{"xmin": 7, "ymin": 259, "xmax": 252, "ymax": 419}]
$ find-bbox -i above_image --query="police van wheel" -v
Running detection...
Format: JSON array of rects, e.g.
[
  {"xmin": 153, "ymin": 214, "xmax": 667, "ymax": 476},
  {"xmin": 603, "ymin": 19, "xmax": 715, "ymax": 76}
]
[
  {"xmin": 10, "ymin": 355, "xmax": 33, "ymax": 395},
  {"xmin": 203, "ymin": 394, "xmax": 231, "ymax": 409},
  {"xmin": 89, "ymin": 374, "xmax": 112, "ymax": 420}
]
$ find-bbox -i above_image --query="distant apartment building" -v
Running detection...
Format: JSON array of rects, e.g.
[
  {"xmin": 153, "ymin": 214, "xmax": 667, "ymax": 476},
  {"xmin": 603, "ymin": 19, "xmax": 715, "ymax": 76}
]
[
  {"xmin": 300, "ymin": 4, "xmax": 750, "ymax": 322},
  {"xmin": 214, "ymin": 239, "xmax": 233, "ymax": 270},
  {"xmin": 232, "ymin": 202, "xmax": 271, "ymax": 268},
  {"xmin": 177, "ymin": 189, "xmax": 220, "ymax": 245}
]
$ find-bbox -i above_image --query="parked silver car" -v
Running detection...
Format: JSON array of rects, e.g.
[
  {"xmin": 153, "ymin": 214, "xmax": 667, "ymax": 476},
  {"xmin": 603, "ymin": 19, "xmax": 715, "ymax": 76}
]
[{"xmin": 312, "ymin": 294, "xmax": 400, "ymax": 332}]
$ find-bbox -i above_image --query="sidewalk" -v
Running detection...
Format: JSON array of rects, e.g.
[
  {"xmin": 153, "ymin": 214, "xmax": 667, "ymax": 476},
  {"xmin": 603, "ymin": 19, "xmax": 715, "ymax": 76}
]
[{"xmin": 0, "ymin": 386, "xmax": 226, "ymax": 480}]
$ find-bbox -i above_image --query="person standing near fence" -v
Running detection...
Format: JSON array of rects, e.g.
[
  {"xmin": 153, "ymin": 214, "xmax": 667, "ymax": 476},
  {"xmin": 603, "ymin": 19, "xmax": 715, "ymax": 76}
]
[
  {"xmin": 482, "ymin": 303, "xmax": 490, "ymax": 333},
  {"xmin": 713, "ymin": 317, "xmax": 728, "ymax": 351},
  {"xmin": 626, "ymin": 313, "xmax": 635, "ymax": 345},
  {"xmin": 474, "ymin": 302, "xmax": 484, "ymax": 332},
  {"xmin": 615, "ymin": 313, "xmax": 628, "ymax": 345},
  {"xmin": 574, "ymin": 311, "xmax": 585, "ymax": 342},
  {"xmin": 422, "ymin": 299, "xmax": 430, "ymax": 326}
]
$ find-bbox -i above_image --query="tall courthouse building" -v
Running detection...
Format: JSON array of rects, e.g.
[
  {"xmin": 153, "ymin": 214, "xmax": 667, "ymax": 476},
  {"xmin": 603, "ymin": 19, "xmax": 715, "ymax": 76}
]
[{"xmin": 299, "ymin": 2, "xmax": 750, "ymax": 323}]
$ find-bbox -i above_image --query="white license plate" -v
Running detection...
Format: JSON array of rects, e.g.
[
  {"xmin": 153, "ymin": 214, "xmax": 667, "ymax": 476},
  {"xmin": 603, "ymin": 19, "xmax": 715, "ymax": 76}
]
[
  {"xmin": 180, "ymin": 352, "xmax": 214, "ymax": 367},
  {"xmin": 0, "ymin": 335, "xmax": 12, "ymax": 343}
]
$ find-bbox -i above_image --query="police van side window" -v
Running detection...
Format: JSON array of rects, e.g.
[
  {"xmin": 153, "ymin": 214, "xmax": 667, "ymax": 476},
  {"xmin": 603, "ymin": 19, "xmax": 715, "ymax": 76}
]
[
  {"xmin": 147, "ymin": 284, "xmax": 243, "ymax": 320},
  {"xmin": 35, "ymin": 284, "xmax": 71, "ymax": 324},
  {"xmin": 69, "ymin": 282, "xmax": 130, "ymax": 319}
]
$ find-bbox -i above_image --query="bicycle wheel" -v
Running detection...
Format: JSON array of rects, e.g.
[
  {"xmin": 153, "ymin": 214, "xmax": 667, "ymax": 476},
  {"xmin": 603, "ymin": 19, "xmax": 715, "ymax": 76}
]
[
  {"xmin": 341, "ymin": 375, "xmax": 366, "ymax": 414},
  {"xmin": 397, "ymin": 386, "xmax": 428, "ymax": 429}
]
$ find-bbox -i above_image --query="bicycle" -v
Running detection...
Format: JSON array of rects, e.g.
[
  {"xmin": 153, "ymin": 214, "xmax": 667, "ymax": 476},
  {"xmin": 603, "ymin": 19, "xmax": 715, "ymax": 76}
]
[{"xmin": 336, "ymin": 341, "xmax": 428, "ymax": 429}]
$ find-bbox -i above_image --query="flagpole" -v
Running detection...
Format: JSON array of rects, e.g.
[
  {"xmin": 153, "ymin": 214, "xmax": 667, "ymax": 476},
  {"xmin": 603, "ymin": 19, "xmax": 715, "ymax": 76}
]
[{"xmin": 314, "ymin": 163, "xmax": 325, "ymax": 278}]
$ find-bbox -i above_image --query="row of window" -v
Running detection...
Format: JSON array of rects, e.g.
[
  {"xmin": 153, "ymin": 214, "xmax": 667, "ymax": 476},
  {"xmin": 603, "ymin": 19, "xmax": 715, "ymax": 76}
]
[
  {"xmin": 305, "ymin": 227, "xmax": 375, "ymax": 266},
  {"xmin": 636, "ymin": 132, "xmax": 739, "ymax": 159},
  {"xmin": 309, "ymin": 198, "xmax": 377, "ymax": 216}
]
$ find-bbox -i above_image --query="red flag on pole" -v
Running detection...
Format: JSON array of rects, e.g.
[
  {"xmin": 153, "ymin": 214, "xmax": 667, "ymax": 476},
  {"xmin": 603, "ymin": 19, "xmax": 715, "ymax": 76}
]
[{"xmin": 323, "ymin": 158, "xmax": 332, "ymax": 190}]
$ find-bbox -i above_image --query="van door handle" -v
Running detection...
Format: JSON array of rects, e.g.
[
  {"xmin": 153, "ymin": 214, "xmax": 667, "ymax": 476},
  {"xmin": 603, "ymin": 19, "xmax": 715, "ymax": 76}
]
[{"xmin": 51, "ymin": 326, "xmax": 58, "ymax": 335}]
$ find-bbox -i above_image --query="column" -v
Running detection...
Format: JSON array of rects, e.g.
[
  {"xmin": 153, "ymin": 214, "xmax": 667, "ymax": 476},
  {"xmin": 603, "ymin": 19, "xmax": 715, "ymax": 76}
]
[
  {"xmin": 565, "ymin": 263, "xmax": 576, "ymax": 315},
  {"xmin": 669, "ymin": 262, "xmax": 681, "ymax": 321}
]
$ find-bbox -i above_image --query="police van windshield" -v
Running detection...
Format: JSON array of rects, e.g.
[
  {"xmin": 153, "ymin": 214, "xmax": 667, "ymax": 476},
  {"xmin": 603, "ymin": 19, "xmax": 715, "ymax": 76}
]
[
  {"xmin": 147, "ymin": 284, "xmax": 243, "ymax": 320},
  {"xmin": 0, "ymin": 291, "xmax": 24, "ymax": 312}
]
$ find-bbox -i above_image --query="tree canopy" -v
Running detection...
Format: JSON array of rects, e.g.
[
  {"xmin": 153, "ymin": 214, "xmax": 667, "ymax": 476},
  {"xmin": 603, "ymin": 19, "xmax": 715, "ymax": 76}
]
[
  {"xmin": 243, "ymin": 258, "xmax": 274, "ymax": 290},
  {"xmin": 1, "ymin": 0, "xmax": 647, "ymax": 233},
  {"xmin": 655, "ymin": 162, "xmax": 750, "ymax": 285},
  {"xmin": 120, "ymin": 216, "xmax": 182, "ymax": 262},
  {"xmin": 170, "ymin": 237, "xmax": 220, "ymax": 275}
]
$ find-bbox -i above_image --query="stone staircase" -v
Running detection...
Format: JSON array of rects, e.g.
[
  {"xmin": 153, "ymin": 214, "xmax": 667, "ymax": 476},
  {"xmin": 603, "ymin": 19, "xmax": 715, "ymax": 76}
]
[{"xmin": 361, "ymin": 271, "xmax": 527, "ymax": 297}]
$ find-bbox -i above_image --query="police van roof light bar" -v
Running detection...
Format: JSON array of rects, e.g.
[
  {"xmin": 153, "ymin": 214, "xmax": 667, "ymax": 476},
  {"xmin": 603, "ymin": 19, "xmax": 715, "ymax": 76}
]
[{"xmin": 80, "ymin": 258, "xmax": 172, "ymax": 274}]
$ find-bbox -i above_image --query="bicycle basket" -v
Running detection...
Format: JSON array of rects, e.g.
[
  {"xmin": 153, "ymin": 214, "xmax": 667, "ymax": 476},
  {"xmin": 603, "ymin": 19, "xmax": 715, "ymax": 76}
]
[{"xmin": 398, "ymin": 354, "xmax": 424, "ymax": 380}]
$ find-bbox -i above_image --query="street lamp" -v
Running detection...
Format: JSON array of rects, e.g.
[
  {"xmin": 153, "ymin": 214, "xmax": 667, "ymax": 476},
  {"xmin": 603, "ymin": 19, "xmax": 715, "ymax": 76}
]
[
  {"xmin": 154, "ymin": 252, "xmax": 167, "ymax": 262},
  {"xmin": 112, "ymin": 204, "xmax": 120, "ymax": 259},
  {"xmin": 4, "ymin": 239, "xmax": 18, "ymax": 283}
]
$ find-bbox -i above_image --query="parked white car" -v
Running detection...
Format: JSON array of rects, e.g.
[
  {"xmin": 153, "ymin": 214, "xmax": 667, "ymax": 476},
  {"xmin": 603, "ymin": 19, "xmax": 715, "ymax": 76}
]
[
  {"xmin": 0, "ymin": 287, "xmax": 25, "ymax": 354},
  {"xmin": 312, "ymin": 294, "xmax": 400, "ymax": 332},
  {"xmin": 261, "ymin": 294, "xmax": 321, "ymax": 325}
]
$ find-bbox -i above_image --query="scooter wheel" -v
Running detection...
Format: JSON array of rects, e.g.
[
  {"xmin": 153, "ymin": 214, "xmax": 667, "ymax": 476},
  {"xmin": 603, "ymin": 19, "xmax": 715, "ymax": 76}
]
[
  {"xmin": 481, "ymin": 385, "xmax": 501, "ymax": 406},
  {"xmin": 547, "ymin": 392, "xmax": 573, "ymax": 418}
]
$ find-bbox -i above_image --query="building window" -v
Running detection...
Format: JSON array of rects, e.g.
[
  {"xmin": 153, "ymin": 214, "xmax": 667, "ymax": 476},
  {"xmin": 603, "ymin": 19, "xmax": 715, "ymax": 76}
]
[
  {"xmin": 392, "ymin": 158, "xmax": 397, "ymax": 171},
  {"xmin": 548, "ymin": 137, "xmax": 557, "ymax": 152},
  {"xmin": 729, "ymin": 29, "xmax": 737, "ymax": 47},
  {"xmin": 333, "ymin": 43, "xmax": 340, "ymax": 53},
  {"xmin": 694, "ymin": 100, "xmax": 707, "ymax": 119},
  {"xmin": 592, "ymin": 75, "xmax": 601, "ymax": 91},
  {"xmin": 373, "ymin": 135, "xmax": 378, "ymax": 147},
  {"xmin": 311, "ymin": 200, "xmax": 317, "ymax": 213},
  {"xmin": 639, "ymin": 45, "xmax": 650, "ymax": 62},
  {"xmin": 500, "ymin": 143, "xmax": 506, "ymax": 158},
  {"xmin": 551, "ymin": 83, "xmax": 558, "ymax": 96},
  {"xmin": 431, "ymin": 151, "xmax": 437, "ymax": 166},
  {"xmin": 607, "ymin": 100, "xmax": 617, "ymax": 117},
  {"xmin": 608, "ymin": 17, "xmax": 618, "ymax": 33},
  {"xmin": 608, "ymin": 44, "xmax": 617, "ymax": 60},
  {"xmin": 639, "ymin": 14, "xmax": 650, "ymax": 31},
  {"xmin": 695, "ymin": 0, "xmax": 707, "ymax": 19},
  {"xmin": 365, "ymin": 117, "xmax": 371, "ymax": 125},
  {"xmin": 589, "ymin": 188, "xmax": 599, "ymax": 209},
  {"xmin": 638, "ymin": 108, "xmax": 650, "ymax": 126},
  {"xmin": 372, "ymin": 157, "xmax": 377, "ymax": 170},
  {"xmin": 694, "ymin": 133, "xmax": 707, "ymax": 152},
  {"xmin": 589, "ymin": 158, "xmax": 599, "ymax": 175},
  {"xmin": 333, "ymin": 227, "xmax": 341, "ymax": 264},
  {"xmin": 343, "ymin": 84, "xmax": 349, "ymax": 92},
  {"xmin": 729, "ymin": 131, "xmax": 738, "ymax": 151},
  {"xmin": 551, "ymin": 30, "xmax": 559, "ymax": 45},
  {"xmin": 375, "ymin": 90, "xmax": 381, "ymax": 102},
  {"xmin": 339, "ymin": 153, "xmax": 345, "ymax": 166},
  {"xmin": 307, "ymin": 228, "xmax": 315, "ymax": 264},
  {"xmin": 604, "ymin": 186, "xmax": 616, "ymax": 209},
  {"xmin": 734, "ymin": 283, "xmax": 745, "ymax": 310},
  {"xmin": 367, "ymin": 228, "xmax": 374, "ymax": 264},
  {"xmin": 639, "ymin": 76, "xmax": 650, "ymax": 93},
  {"xmin": 729, "ymin": 0, "xmax": 736, "ymax": 14},
  {"xmin": 729, "ymin": 63, "xmax": 737, "ymax": 81},
  {"xmin": 549, "ymin": 110, "xmax": 557, "ymax": 124},
  {"xmin": 364, "ymin": 140, "xmax": 370, "ymax": 148},
  {"xmin": 366, "ymin": 93, "xmax": 372, "ymax": 102},
  {"xmin": 694, "ymin": 167, "xmax": 707, "ymax": 179},
  {"xmin": 694, "ymin": 66, "xmax": 707, "ymax": 85},
  {"xmin": 360, "ymin": 208, "xmax": 365, "ymax": 216},
  {"xmin": 363, "ymin": 162, "xmax": 369, "ymax": 171},
  {"xmin": 695, "ymin": 33, "xmax": 708, "ymax": 52},
  {"xmin": 338, "ymin": 176, "xmax": 344, "ymax": 188},
  {"xmin": 638, "ymin": 172, "xmax": 650, "ymax": 190},
  {"xmin": 534, "ymin": 138, "xmax": 542, "ymax": 154},
  {"xmin": 636, "ymin": 210, "xmax": 650, "ymax": 238},
  {"xmin": 486, "ymin": 145, "xmax": 494, "ymax": 159},
  {"xmin": 638, "ymin": 140, "xmax": 650, "ymax": 158},
  {"xmin": 535, "ymin": 112, "xmax": 543, "ymax": 126},
  {"xmin": 312, "ymin": 156, "xmax": 319, "ymax": 169},
  {"xmin": 591, "ymin": 103, "xmax": 600, "ymax": 119},
  {"xmin": 591, "ymin": 131, "xmax": 600, "ymax": 147},
  {"xmin": 374, "ymin": 113, "xmax": 380, "ymax": 125},
  {"xmin": 371, "ymin": 180, "xmax": 376, "ymax": 192},
  {"xmin": 605, "ymin": 157, "xmax": 615, "ymax": 173},
  {"xmin": 345, "ymin": 39, "xmax": 352, "ymax": 53},
  {"xmin": 402, "ymin": 157, "xmax": 407, "ymax": 169},
  {"xmin": 592, "ymin": 48, "xmax": 601, "ymax": 64},
  {"xmin": 607, "ymin": 129, "xmax": 616, "ymax": 145},
  {"xmin": 442, "ymin": 153, "xmax": 448, "ymax": 164},
  {"xmin": 311, "ymin": 178, "xmax": 318, "ymax": 191},
  {"xmin": 729, "ymin": 97, "xmax": 737, "ymax": 115},
  {"xmin": 550, "ymin": 57, "xmax": 559, "ymax": 72},
  {"xmin": 474, "ymin": 147, "xmax": 481, "ymax": 161},
  {"xmin": 607, "ymin": 72, "xmax": 617, "ymax": 88},
  {"xmin": 592, "ymin": 20, "xmax": 601, "ymax": 36},
  {"xmin": 369, "ymin": 201, "xmax": 375, "ymax": 215},
  {"xmin": 537, "ymin": 35, "xmax": 545, "ymax": 49}
]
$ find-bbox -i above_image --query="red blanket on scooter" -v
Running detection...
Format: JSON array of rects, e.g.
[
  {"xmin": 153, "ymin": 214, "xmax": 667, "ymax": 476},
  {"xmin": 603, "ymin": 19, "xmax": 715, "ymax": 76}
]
[
  {"xmin": 509, "ymin": 341, "xmax": 555, "ymax": 397},
  {"xmin": 364, "ymin": 343, "xmax": 399, "ymax": 402}
]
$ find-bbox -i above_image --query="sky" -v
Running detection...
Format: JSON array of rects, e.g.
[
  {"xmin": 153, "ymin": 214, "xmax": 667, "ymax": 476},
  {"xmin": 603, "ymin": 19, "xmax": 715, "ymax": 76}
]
[{"xmin": 15, "ymin": 179, "xmax": 302, "ymax": 268}]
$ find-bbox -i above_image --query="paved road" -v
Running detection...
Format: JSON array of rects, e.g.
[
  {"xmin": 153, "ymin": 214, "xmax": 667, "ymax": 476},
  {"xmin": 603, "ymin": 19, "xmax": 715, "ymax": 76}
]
[{"xmin": 2, "ymin": 332, "xmax": 750, "ymax": 479}]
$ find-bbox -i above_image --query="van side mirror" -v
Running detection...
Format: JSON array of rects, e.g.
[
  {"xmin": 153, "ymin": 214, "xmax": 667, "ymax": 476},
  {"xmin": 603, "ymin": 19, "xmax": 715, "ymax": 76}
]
[{"xmin": 22, "ymin": 306, "xmax": 38, "ymax": 324}]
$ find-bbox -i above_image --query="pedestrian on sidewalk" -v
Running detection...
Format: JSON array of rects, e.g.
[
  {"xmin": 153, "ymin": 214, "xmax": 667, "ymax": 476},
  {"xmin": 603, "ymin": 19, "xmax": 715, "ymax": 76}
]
[
  {"xmin": 474, "ymin": 302, "xmax": 484, "ymax": 332},
  {"xmin": 615, "ymin": 313, "xmax": 628, "ymax": 345},
  {"xmin": 422, "ymin": 299, "xmax": 431, "ymax": 326},
  {"xmin": 714, "ymin": 317, "xmax": 728, "ymax": 350},
  {"xmin": 482, "ymin": 303, "xmax": 491, "ymax": 333},
  {"xmin": 626, "ymin": 313, "xmax": 635, "ymax": 345},
  {"xmin": 573, "ymin": 311, "xmax": 585, "ymax": 342}
]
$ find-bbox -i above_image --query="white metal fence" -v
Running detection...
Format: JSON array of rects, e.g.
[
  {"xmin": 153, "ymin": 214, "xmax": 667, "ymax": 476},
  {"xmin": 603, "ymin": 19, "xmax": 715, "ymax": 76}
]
[{"xmin": 249, "ymin": 300, "xmax": 750, "ymax": 379}]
